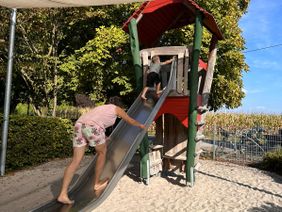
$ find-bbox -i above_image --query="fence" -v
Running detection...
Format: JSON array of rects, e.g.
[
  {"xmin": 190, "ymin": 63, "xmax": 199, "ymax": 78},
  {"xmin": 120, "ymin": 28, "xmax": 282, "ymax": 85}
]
[{"xmin": 202, "ymin": 126, "xmax": 282, "ymax": 164}]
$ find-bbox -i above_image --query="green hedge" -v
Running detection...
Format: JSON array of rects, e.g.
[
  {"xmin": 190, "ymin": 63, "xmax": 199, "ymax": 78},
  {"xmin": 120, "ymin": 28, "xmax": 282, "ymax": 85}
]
[
  {"xmin": 0, "ymin": 114, "xmax": 73, "ymax": 171},
  {"xmin": 260, "ymin": 149, "xmax": 282, "ymax": 175}
]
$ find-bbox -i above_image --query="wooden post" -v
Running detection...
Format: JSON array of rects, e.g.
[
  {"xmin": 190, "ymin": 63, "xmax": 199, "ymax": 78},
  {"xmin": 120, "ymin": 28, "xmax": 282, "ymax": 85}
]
[{"xmin": 202, "ymin": 35, "xmax": 218, "ymax": 106}]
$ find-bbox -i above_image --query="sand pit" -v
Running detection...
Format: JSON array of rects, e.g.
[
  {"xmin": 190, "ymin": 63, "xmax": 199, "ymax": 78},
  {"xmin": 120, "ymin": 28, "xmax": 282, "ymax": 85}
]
[{"xmin": 0, "ymin": 156, "xmax": 281, "ymax": 212}]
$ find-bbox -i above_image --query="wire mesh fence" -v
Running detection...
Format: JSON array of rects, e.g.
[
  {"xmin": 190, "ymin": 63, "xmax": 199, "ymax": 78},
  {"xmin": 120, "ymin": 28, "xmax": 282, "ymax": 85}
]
[{"xmin": 202, "ymin": 126, "xmax": 282, "ymax": 164}]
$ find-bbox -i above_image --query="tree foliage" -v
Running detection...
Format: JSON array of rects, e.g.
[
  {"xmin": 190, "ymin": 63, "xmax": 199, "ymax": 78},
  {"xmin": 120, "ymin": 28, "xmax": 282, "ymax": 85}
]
[
  {"xmin": 0, "ymin": 6, "xmax": 136, "ymax": 114},
  {"xmin": 195, "ymin": 0, "xmax": 250, "ymax": 110},
  {"xmin": 59, "ymin": 25, "xmax": 133, "ymax": 102},
  {"xmin": 160, "ymin": 0, "xmax": 250, "ymax": 110},
  {"xmin": 0, "ymin": 1, "xmax": 251, "ymax": 114}
]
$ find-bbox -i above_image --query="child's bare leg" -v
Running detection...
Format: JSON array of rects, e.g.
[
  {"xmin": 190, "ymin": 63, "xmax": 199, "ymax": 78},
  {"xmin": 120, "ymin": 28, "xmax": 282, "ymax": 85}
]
[
  {"xmin": 156, "ymin": 83, "xmax": 162, "ymax": 96},
  {"xmin": 93, "ymin": 143, "xmax": 108, "ymax": 190},
  {"xmin": 141, "ymin": 87, "xmax": 149, "ymax": 100},
  {"xmin": 57, "ymin": 146, "xmax": 86, "ymax": 204}
]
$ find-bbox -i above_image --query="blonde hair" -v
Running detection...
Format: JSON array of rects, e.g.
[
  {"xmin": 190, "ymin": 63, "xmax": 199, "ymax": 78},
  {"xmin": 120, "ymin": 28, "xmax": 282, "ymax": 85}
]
[{"xmin": 151, "ymin": 55, "xmax": 160, "ymax": 63}]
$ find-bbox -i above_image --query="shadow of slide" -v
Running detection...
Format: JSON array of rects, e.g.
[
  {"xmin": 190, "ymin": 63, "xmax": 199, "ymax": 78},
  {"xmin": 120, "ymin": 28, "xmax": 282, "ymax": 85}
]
[
  {"xmin": 198, "ymin": 171, "xmax": 282, "ymax": 199},
  {"xmin": 247, "ymin": 202, "xmax": 282, "ymax": 212}
]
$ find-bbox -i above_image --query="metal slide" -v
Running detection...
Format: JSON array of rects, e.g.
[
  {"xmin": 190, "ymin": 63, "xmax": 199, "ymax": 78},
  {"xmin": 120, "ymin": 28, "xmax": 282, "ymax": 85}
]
[{"xmin": 31, "ymin": 61, "xmax": 176, "ymax": 212}]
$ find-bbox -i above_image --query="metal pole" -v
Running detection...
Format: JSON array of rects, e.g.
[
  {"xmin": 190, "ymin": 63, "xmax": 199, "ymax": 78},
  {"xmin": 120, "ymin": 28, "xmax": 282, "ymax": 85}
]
[
  {"xmin": 186, "ymin": 10, "xmax": 203, "ymax": 184},
  {"xmin": 1, "ymin": 8, "xmax": 17, "ymax": 176},
  {"xmin": 213, "ymin": 125, "xmax": 216, "ymax": 160}
]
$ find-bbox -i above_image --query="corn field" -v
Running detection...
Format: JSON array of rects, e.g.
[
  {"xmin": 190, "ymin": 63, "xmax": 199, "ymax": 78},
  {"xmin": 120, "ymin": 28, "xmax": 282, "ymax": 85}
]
[{"xmin": 202, "ymin": 113, "xmax": 282, "ymax": 164}]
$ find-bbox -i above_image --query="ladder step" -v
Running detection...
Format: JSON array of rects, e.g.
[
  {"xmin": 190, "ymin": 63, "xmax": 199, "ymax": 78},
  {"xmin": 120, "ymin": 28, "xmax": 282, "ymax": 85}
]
[
  {"xmin": 194, "ymin": 149, "xmax": 203, "ymax": 157},
  {"xmin": 195, "ymin": 134, "xmax": 205, "ymax": 142},
  {"xmin": 195, "ymin": 121, "xmax": 205, "ymax": 127},
  {"xmin": 197, "ymin": 106, "xmax": 209, "ymax": 114},
  {"xmin": 194, "ymin": 162, "xmax": 201, "ymax": 171}
]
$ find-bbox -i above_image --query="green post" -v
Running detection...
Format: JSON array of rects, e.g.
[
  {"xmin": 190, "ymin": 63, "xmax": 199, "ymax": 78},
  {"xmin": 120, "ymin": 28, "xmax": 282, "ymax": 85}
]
[
  {"xmin": 186, "ymin": 10, "xmax": 203, "ymax": 184},
  {"xmin": 128, "ymin": 18, "xmax": 149, "ymax": 182},
  {"xmin": 139, "ymin": 134, "xmax": 150, "ymax": 182},
  {"xmin": 128, "ymin": 18, "xmax": 143, "ymax": 93}
]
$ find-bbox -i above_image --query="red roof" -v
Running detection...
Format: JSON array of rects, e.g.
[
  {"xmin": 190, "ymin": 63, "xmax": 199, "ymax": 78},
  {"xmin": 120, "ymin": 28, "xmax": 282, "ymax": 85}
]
[{"xmin": 123, "ymin": 0, "xmax": 223, "ymax": 47}]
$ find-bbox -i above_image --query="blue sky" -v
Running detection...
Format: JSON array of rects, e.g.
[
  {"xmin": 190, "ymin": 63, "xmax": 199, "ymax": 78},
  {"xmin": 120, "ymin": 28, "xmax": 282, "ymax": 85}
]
[{"xmin": 229, "ymin": 0, "xmax": 282, "ymax": 114}]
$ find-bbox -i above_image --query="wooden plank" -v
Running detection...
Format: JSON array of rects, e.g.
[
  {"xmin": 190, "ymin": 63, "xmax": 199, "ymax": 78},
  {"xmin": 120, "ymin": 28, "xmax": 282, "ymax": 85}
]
[
  {"xmin": 141, "ymin": 51, "xmax": 149, "ymax": 87},
  {"xmin": 198, "ymin": 67, "xmax": 206, "ymax": 94},
  {"xmin": 163, "ymin": 140, "xmax": 187, "ymax": 160},
  {"xmin": 202, "ymin": 35, "xmax": 218, "ymax": 105},
  {"xmin": 140, "ymin": 46, "xmax": 187, "ymax": 56},
  {"xmin": 162, "ymin": 114, "xmax": 188, "ymax": 170},
  {"xmin": 183, "ymin": 50, "xmax": 190, "ymax": 96},
  {"xmin": 177, "ymin": 53, "xmax": 184, "ymax": 94}
]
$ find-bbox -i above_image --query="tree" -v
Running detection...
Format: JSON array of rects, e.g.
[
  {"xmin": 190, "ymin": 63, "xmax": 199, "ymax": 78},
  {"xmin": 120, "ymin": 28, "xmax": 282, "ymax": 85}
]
[
  {"xmin": 59, "ymin": 25, "xmax": 133, "ymax": 103},
  {"xmin": 160, "ymin": 0, "xmax": 250, "ymax": 110},
  {"xmin": 1, "ymin": 1, "xmax": 250, "ymax": 113},
  {"xmin": 14, "ymin": 8, "xmax": 91, "ymax": 116},
  {"xmin": 1, "ymin": 5, "xmax": 139, "ymax": 115},
  {"xmin": 0, "ymin": 8, "xmax": 11, "ymax": 111},
  {"xmin": 0, "ymin": 8, "xmax": 28, "ymax": 112}
]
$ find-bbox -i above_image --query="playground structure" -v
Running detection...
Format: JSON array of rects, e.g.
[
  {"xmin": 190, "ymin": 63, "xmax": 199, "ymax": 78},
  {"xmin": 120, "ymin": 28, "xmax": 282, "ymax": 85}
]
[
  {"xmin": 123, "ymin": 0, "xmax": 223, "ymax": 184},
  {"xmin": 139, "ymin": 46, "xmax": 207, "ymax": 176},
  {"xmin": 1, "ymin": 0, "xmax": 223, "ymax": 211}
]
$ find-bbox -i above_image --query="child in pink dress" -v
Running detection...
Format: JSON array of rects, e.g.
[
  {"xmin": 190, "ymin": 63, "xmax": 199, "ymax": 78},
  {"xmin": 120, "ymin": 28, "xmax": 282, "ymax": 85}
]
[{"xmin": 57, "ymin": 96, "xmax": 145, "ymax": 204}]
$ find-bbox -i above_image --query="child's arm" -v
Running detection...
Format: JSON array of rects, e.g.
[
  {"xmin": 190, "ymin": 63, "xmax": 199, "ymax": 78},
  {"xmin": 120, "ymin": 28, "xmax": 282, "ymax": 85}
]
[
  {"xmin": 115, "ymin": 106, "xmax": 145, "ymax": 129},
  {"xmin": 160, "ymin": 57, "xmax": 175, "ymax": 65}
]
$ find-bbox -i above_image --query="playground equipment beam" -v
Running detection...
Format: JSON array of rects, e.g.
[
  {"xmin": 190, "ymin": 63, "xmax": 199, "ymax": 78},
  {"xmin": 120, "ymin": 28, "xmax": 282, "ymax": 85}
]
[
  {"xmin": 128, "ymin": 18, "xmax": 143, "ymax": 93},
  {"xmin": 186, "ymin": 10, "xmax": 203, "ymax": 184},
  {"xmin": 128, "ymin": 18, "xmax": 149, "ymax": 183},
  {"xmin": 202, "ymin": 34, "xmax": 218, "ymax": 106},
  {"xmin": 1, "ymin": 8, "xmax": 17, "ymax": 176}
]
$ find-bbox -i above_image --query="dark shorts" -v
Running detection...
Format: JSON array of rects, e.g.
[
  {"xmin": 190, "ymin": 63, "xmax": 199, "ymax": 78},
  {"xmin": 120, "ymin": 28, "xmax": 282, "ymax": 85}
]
[{"xmin": 146, "ymin": 72, "xmax": 161, "ymax": 87}]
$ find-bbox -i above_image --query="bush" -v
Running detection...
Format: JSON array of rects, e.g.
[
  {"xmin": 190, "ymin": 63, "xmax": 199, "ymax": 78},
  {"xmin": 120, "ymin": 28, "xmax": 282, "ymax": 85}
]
[
  {"xmin": 260, "ymin": 149, "xmax": 282, "ymax": 175},
  {"xmin": 55, "ymin": 105, "xmax": 81, "ymax": 120},
  {"xmin": 0, "ymin": 114, "xmax": 73, "ymax": 171},
  {"xmin": 15, "ymin": 103, "xmax": 35, "ymax": 115}
]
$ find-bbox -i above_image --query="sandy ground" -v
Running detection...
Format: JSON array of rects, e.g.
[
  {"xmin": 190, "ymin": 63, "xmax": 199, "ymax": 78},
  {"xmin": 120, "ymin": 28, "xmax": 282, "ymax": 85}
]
[
  {"xmin": 0, "ymin": 156, "xmax": 92, "ymax": 212},
  {"xmin": 0, "ymin": 156, "xmax": 281, "ymax": 212}
]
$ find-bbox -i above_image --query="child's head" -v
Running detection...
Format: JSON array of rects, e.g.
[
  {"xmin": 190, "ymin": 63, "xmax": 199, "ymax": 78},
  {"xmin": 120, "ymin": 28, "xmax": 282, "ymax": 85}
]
[
  {"xmin": 151, "ymin": 55, "xmax": 160, "ymax": 64},
  {"xmin": 107, "ymin": 96, "xmax": 125, "ymax": 108},
  {"xmin": 75, "ymin": 94, "xmax": 95, "ymax": 108}
]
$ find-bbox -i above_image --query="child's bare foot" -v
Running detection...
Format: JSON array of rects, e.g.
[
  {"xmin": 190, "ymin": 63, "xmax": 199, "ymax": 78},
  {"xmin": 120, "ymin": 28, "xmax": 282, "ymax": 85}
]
[
  {"xmin": 141, "ymin": 95, "xmax": 147, "ymax": 100},
  {"xmin": 57, "ymin": 195, "xmax": 75, "ymax": 205},
  {"xmin": 94, "ymin": 178, "xmax": 109, "ymax": 191},
  {"xmin": 156, "ymin": 91, "xmax": 162, "ymax": 98},
  {"xmin": 157, "ymin": 86, "xmax": 166, "ymax": 96}
]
